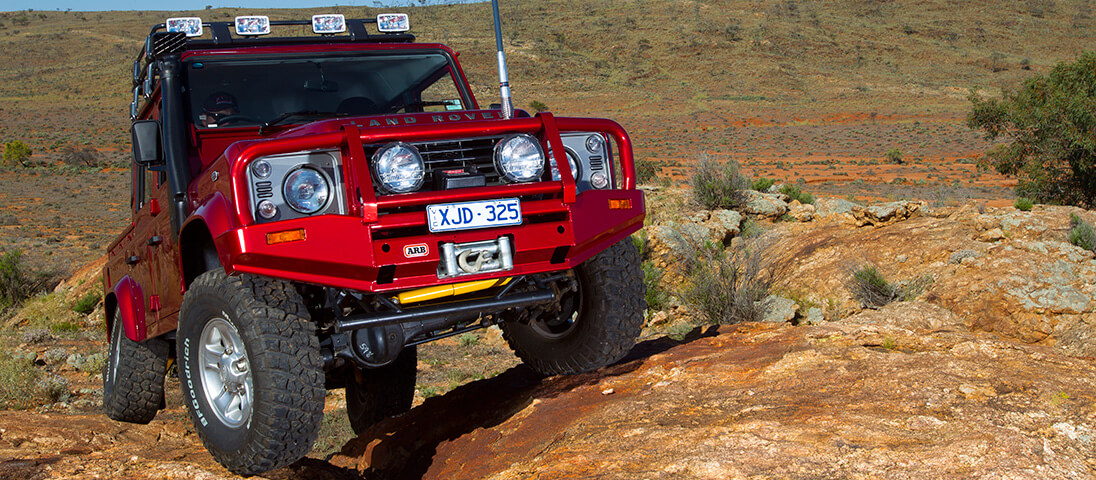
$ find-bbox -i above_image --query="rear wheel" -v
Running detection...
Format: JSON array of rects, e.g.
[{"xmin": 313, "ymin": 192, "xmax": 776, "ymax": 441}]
[
  {"xmin": 345, "ymin": 346, "xmax": 417, "ymax": 435},
  {"xmin": 501, "ymin": 238, "xmax": 646, "ymax": 375},
  {"xmin": 177, "ymin": 270, "xmax": 325, "ymax": 475},
  {"xmin": 102, "ymin": 307, "xmax": 168, "ymax": 424}
]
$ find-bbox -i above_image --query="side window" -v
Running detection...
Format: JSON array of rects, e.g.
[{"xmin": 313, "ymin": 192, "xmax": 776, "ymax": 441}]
[{"xmin": 132, "ymin": 163, "xmax": 155, "ymax": 213}]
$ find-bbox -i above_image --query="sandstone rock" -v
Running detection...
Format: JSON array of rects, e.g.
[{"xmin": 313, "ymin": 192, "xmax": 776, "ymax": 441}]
[
  {"xmin": 759, "ymin": 295, "xmax": 799, "ymax": 323},
  {"xmin": 804, "ymin": 307, "xmax": 824, "ymax": 324},
  {"xmin": 813, "ymin": 197, "xmax": 858, "ymax": 217},
  {"xmin": 330, "ymin": 322, "xmax": 1096, "ymax": 480},
  {"xmin": 709, "ymin": 209, "xmax": 742, "ymax": 237},
  {"xmin": 788, "ymin": 202, "xmax": 815, "ymax": 222},
  {"xmin": 977, "ymin": 227, "xmax": 1005, "ymax": 242},
  {"xmin": 741, "ymin": 190, "xmax": 788, "ymax": 217},
  {"xmin": 849, "ymin": 200, "xmax": 924, "ymax": 227}
]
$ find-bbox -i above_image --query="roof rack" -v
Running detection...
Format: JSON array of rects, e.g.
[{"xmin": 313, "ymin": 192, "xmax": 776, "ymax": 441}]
[{"xmin": 132, "ymin": 17, "xmax": 415, "ymax": 89}]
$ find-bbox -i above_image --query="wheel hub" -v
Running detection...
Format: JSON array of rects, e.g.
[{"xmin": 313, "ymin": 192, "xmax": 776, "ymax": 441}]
[{"xmin": 199, "ymin": 318, "xmax": 254, "ymax": 428}]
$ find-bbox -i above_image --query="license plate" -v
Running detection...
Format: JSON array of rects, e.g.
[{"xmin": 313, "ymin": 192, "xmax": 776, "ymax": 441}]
[{"xmin": 426, "ymin": 198, "xmax": 522, "ymax": 233}]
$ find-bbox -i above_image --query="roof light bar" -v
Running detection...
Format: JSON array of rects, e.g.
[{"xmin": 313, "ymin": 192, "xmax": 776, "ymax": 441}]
[
  {"xmin": 166, "ymin": 17, "xmax": 203, "ymax": 37},
  {"xmin": 312, "ymin": 14, "xmax": 346, "ymax": 34},
  {"xmin": 235, "ymin": 16, "xmax": 271, "ymax": 36},
  {"xmin": 377, "ymin": 13, "xmax": 410, "ymax": 33}
]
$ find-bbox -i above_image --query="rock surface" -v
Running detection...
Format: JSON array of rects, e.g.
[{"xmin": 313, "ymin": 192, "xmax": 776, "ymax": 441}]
[{"xmin": 331, "ymin": 312, "xmax": 1096, "ymax": 479}]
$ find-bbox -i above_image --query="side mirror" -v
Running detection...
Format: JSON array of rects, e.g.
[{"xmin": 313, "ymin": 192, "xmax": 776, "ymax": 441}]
[{"xmin": 131, "ymin": 120, "xmax": 163, "ymax": 168}]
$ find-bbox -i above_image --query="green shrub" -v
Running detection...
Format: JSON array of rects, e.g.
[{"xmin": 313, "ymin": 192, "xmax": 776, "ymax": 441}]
[
  {"xmin": 690, "ymin": 155, "xmax": 750, "ymax": 209},
  {"xmin": 71, "ymin": 291, "xmax": 100, "ymax": 315},
  {"xmin": 1015, "ymin": 197, "xmax": 1034, "ymax": 211},
  {"xmin": 50, "ymin": 321, "xmax": 81, "ymax": 333},
  {"xmin": 1069, "ymin": 219, "xmax": 1096, "ymax": 252},
  {"xmin": 679, "ymin": 236, "xmax": 777, "ymax": 325},
  {"xmin": 635, "ymin": 157, "xmax": 665, "ymax": 184},
  {"xmin": 752, "ymin": 177, "xmax": 775, "ymax": 192},
  {"xmin": 779, "ymin": 184, "xmax": 815, "ymax": 204},
  {"xmin": 458, "ymin": 333, "xmax": 480, "ymax": 346},
  {"xmin": 885, "ymin": 147, "xmax": 904, "ymax": 164},
  {"xmin": 3, "ymin": 140, "xmax": 32, "ymax": 166},
  {"xmin": 642, "ymin": 261, "xmax": 669, "ymax": 311},
  {"xmin": 968, "ymin": 52, "xmax": 1096, "ymax": 208},
  {"xmin": 528, "ymin": 100, "xmax": 549, "ymax": 112},
  {"xmin": 35, "ymin": 375, "xmax": 70, "ymax": 403},
  {"xmin": 1069, "ymin": 212, "xmax": 1082, "ymax": 227},
  {"xmin": 0, "ymin": 250, "xmax": 50, "ymax": 311},
  {"xmin": 0, "ymin": 351, "xmax": 40, "ymax": 409},
  {"xmin": 845, "ymin": 264, "xmax": 931, "ymax": 309}
]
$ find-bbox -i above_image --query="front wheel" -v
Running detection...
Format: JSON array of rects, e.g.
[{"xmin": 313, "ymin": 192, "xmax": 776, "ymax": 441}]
[
  {"xmin": 177, "ymin": 271, "xmax": 325, "ymax": 475},
  {"xmin": 345, "ymin": 346, "xmax": 417, "ymax": 435},
  {"xmin": 501, "ymin": 238, "xmax": 646, "ymax": 375}
]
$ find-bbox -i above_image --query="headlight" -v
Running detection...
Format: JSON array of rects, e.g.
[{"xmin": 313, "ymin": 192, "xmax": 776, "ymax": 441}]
[
  {"xmin": 372, "ymin": 142, "xmax": 425, "ymax": 194},
  {"xmin": 585, "ymin": 134, "xmax": 604, "ymax": 154},
  {"xmin": 494, "ymin": 134, "xmax": 544, "ymax": 183},
  {"xmin": 282, "ymin": 166, "xmax": 330, "ymax": 214},
  {"xmin": 549, "ymin": 149, "xmax": 581, "ymax": 181}
]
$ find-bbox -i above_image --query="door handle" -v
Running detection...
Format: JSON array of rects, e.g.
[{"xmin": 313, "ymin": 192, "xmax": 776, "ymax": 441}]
[
  {"xmin": 126, "ymin": 255, "xmax": 140, "ymax": 266},
  {"xmin": 147, "ymin": 236, "xmax": 163, "ymax": 246}
]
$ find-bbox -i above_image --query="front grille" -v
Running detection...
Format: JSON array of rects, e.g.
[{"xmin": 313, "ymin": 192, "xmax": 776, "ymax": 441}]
[{"xmin": 368, "ymin": 136, "xmax": 504, "ymax": 194}]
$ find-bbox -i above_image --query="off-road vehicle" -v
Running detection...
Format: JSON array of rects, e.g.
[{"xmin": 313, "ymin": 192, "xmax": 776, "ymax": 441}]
[{"xmin": 102, "ymin": 10, "xmax": 645, "ymax": 474}]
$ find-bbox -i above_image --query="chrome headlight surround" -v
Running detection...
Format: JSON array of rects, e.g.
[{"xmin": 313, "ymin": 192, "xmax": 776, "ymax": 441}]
[
  {"xmin": 371, "ymin": 142, "xmax": 425, "ymax": 194},
  {"xmin": 282, "ymin": 166, "xmax": 331, "ymax": 214},
  {"xmin": 494, "ymin": 134, "xmax": 545, "ymax": 183},
  {"xmin": 246, "ymin": 150, "xmax": 346, "ymax": 224},
  {"xmin": 549, "ymin": 148, "xmax": 581, "ymax": 182}
]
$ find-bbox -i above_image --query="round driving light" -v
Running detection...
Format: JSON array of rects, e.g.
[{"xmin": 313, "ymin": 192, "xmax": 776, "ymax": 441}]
[
  {"xmin": 257, "ymin": 200, "xmax": 278, "ymax": 219},
  {"xmin": 550, "ymin": 150, "xmax": 581, "ymax": 182},
  {"xmin": 591, "ymin": 171, "xmax": 609, "ymax": 189},
  {"xmin": 371, "ymin": 142, "xmax": 424, "ymax": 194},
  {"xmin": 282, "ymin": 166, "xmax": 330, "ymax": 214},
  {"xmin": 494, "ymin": 134, "xmax": 545, "ymax": 183},
  {"xmin": 585, "ymin": 134, "xmax": 604, "ymax": 154},
  {"xmin": 251, "ymin": 160, "xmax": 272, "ymax": 179}
]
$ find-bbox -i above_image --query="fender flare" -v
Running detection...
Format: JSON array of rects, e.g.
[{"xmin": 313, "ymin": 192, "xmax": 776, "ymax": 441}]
[
  {"xmin": 184, "ymin": 191, "xmax": 237, "ymax": 269},
  {"xmin": 112, "ymin": 276, "xmax": 147, "ymax": 342}
]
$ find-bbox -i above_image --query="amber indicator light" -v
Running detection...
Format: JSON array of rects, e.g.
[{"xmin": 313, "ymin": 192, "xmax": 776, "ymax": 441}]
[
  {"xmin": 266, "ymin": 228, "xmax": 306, "ymax": 245},
  {"xmin": 608, "ymin": 198, "xmax": 632, "ymax": 210}
]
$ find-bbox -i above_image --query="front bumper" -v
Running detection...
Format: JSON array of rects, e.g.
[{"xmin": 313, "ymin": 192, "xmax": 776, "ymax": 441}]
[{"xmin": 219, "ymin": 188, "xmax": 644, "ymax": 293}]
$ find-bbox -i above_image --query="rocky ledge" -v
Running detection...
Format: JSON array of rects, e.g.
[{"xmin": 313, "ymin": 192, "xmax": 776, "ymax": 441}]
[{"xmin": 331, "ymin": 301, "xmax": 1096, "ymax": 479}]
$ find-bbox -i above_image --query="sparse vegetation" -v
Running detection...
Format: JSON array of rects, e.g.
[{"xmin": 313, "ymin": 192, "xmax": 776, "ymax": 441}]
[
  {"xmin": 885, "ymin": 147, "xmax": 904, "ymax": 164},
  {"xmin": 1068, "ymin": 214, "xmax": 1096, "ymax": 252},
  {"xmin": 3, "ymin": 140, "xmax": 32, "ymax": 166},
  {"xmin": 690, "ymin": 155, "xmax": 750, "ymax": 209},
  {"xmin": 528, "ymin": 100, "xmax": 548, "ymax": 112},
  {"xmin": 678, "ymin": 235, "xmax": 778, "ymax": 325},
  {"xmin": 752, "ymin": 177, "xmax": 775, "ymax": 192},
  {"xmin": 779, "ymin": 184, "xmax": 815, "ymax": 204},
  {"xmin": 968, "ymin": 52, "xmax": 1096, "ymax": 208},
  {"xmin": 1015, "ymin": 197, "xmax": 1034, "ymax": 211},
  {"xmin": 0, "ymin": 250, "xmax": 50, "ymax": 311},
  {"xmin": 71, "ymin": 291, "xmax": 99, "ymax": 315},
  {"xmin": 845, "ymin": 264, "xmax": 931, "ymax": 309},
  {"xmin": 635, "ymin": 157, "xmax": 665, "ymax": 184},
  {"xmin": 0, "ymin": 351, "xmax": 39, "ymax": 409}
]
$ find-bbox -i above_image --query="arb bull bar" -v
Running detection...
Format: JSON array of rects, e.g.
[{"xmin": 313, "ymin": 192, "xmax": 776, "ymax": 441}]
[{"xmin": 217, "ymin": 112, "xmax": 645, "ymax": 294}]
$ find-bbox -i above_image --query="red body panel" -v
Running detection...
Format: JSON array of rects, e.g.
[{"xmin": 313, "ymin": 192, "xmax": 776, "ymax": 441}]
[{"xmin": 113, "ymin": 276, "xmax": 147, "ymax": 342}]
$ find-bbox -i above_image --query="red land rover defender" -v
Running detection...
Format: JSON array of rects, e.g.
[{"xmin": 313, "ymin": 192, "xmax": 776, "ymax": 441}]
[{"xmin": 102, "ymin": 12, "xmax": 645, "ymax": 474}]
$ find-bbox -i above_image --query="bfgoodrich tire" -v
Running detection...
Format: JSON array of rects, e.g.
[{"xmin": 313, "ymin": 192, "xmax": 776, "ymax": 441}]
[
  {"xmin": 501, "ymin": 238, "xmax": 646, "ymax": 375},
  {"xmin": 177, "ymin": 270, "xmax": 324, "ymax": 475},
  {"xmin": 345, "ymin": 346, "xmax": 417, "ymax": 435},
  {"xmin": 102, "ymin": 307, "xmax": 169, "ymax": 424}
]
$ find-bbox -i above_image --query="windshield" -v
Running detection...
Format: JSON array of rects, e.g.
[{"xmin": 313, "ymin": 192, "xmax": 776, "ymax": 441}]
[{"xmin": 184, "ymin": 50, "xmax": 469, "ymax": 129}]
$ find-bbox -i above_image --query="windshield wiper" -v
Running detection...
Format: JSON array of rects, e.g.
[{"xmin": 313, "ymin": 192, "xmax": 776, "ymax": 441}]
[{"xmin": 259, "ymin": 111, "xmax": 344, "ymax": 135}]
